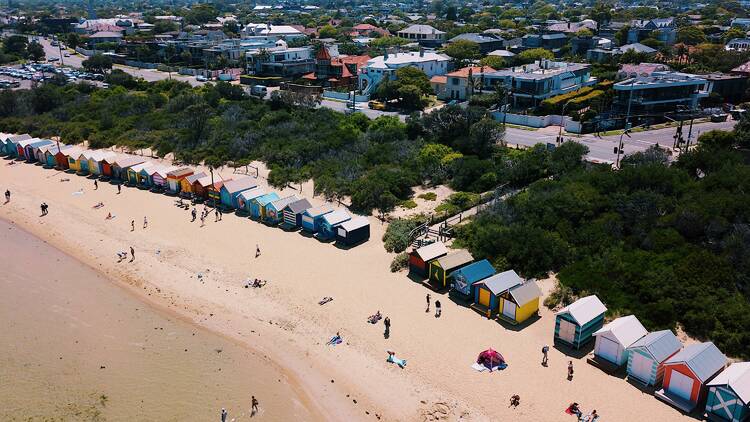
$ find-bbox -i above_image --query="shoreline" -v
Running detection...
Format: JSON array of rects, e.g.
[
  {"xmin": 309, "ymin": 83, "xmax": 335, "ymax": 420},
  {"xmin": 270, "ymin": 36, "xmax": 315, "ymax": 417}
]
[
  {"xmin": 0, "ymin": 157, "xmax": 694, "ymax": 421},
  {"xmin": 0, "ymin": 215, "xmax": 331, "ymax": 421}
]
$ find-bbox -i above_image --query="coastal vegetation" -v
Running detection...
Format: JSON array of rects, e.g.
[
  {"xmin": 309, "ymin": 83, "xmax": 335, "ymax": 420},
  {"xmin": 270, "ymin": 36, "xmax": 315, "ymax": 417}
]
[{"xmin": 455, "ymin": 129, "xmax": 750, "ymax": 359}]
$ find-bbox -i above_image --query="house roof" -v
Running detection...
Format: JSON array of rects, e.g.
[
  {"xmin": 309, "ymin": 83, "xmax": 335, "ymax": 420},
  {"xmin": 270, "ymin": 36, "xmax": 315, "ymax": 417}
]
[
  {"xmin": 508, "ymin": 280, "xmax": 542, "ymax": 306},
  {"xmin": 237, "ymin": 186, "xmax": 264, "ymax": 201},
  {"xmin": 414, "ymin": 242, "xmax": 448, "ymax": 262},
  {"xmin": 195, "ymin": 175, "xmax": 214, "ymax": 187},
  {"xmin": 269, "ymin": 195, "xmax": 298, "ymax": 211},
  {"xmin": 167, "ymin": 167, "xmax": 193, "ymax": 178},
  {"xmin": 9, "ymin": 134, "xmax": 31, "ymax": 143},
  {"xmin": 619, "ymin": 42, "xmax": 657, "ymax": 54},
  {"xmin": 556, "ymin": 295, "xmax": 607, "ymax": 326},
  {"xmin": 284, "ymin": 198, "xmax": 312, "ymax": 214},
  {"xmin": 628, "ymin": 330, "xmax": 682, "ymax": 362},
  {"xmin": 398, "ymin": 24, "xmax": 445, "ymax": 35},
  {"xmin": 185, "ymin": 171, "xmax": 207, "ymax": 184},
  {"xmin": 430, "ymin": 75, "xmax": 447, "ymax": 84},
  {"xmin": 478, "ymin": 269, "xmax": 523, "ymax": 296},
  {"xmin": 707, "ymin": 362, "xmax": 750, "ymax": 404},
  {"xmin": 593, "ymin": 315, "xmax": 647, "ymax": 348},
  {"xmin": 305, "ymin": 204, "xmax": 334, "ymax": 217},
  {"xmin": 435, "ymin": 250, "xmax": 474, "ymax": 271},
  {"xmin": 322, "ymin": 209, "xmax": 351, "ymax": 225},
  {"xmin": 113, "ymin": 155, "xmax": 146, "ymax": 168},
  {"xmin": 449, "ymin": 32, "xmax": 501, "ymax": 44},
  {"xmin": 255, "ymin": 192, "xmax": 280, "ymax": 206},
  {"xmin": 446, "ymin": 65, "xmax": 496, "ymax": 78},
  {"xmin": 89, "ymin": 31, "xmax": 124, "ymax": 38},
  {"xmin": 448, "ymin": 259, "xmax": 496, "ymax": 283},
  {"xmin": 339, "ymin": 216, "xmax": 369, "ymax": 231},
  {"xmin": 222, "ymin": 176, "xmax": 258, "ymax": 194},
  {"xmin": 665, "ymin": 342, "xmax": 727, "ymax": 383},
  {"xmin": 488, "ymin": 49, "xmax": 516, "ymax": 57}
]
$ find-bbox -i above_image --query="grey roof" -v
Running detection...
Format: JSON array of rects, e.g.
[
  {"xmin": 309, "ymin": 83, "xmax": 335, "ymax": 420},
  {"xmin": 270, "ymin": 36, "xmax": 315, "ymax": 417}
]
[
  {"xmin": 185, "ymin": 171, "xmax": 207, "ymax": 184},
  {"xmin": 322, "ymin": 209, "xmax": 351, "ymax": 226},
  {"xmin": 707, "ymin": 362, "xmax": 750, "ymax": 404},
  {"xmin": 449, "ymin": 33, "xmax": 500, "ymax": 44},
  {"xmin": 398, "ymin": 24, "xmax": 445, "ymax": 35},
  {"xmin": 479, "ymin": 269, "xmax": 523, "ymax": 295},
  {"xmin": 284, "ymin": 198, "xmax": 312, "ymax": 214},
  {"xmin": 414, "ymin": 241, "xmax": 448, "ymax": 262},
  {"xmin": 339, "ymin": 216, "xmax": 369, "ymax": 232},
  {"xmin": 665, "ymin": 342, "xmax": 727, "ymax": 383},
  {"xmin": 508, "ymin": 280, "xmax": 542, "ymax": 306},
  {"xmin": 222, "ymin": 177, "xmax": 257, "ymax": 194},
  {"xmin": 269, "ymin": 195, "xmax": 298, "ymax": 211},
  {"xmin": 9, "ymin": 133, "xmax": 32, "ymax": 143},
  {"xmin": 305, "ymin": 204, "xmax": 333, "ymax": 217},
  {"xmin": 434, "ymin": 250, "xmax": 474, "ymax": 271},
  {"xmin": 619, "ymin": 43, "xmax": 657, "ymax": 54},
  {"xmin": 627, "ymin": 330, "xmax": 682, "ymax": 363}
]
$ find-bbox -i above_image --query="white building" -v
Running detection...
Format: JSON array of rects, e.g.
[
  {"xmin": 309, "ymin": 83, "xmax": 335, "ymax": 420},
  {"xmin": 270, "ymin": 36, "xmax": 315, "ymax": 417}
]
[
  {"xmin": 726, "ymin": 37, "xmax": 750, "ymax": 51},
  {"xmin": 358, "ymin": 50, "xmax": 450, "ymax": 94},
  {"xmin": 396, "ymin": 24, "xmax": 446, "ymax": 46},
  {"xmin": 242, "ymin": 23, "xmax": 304, "ymax": 39}
]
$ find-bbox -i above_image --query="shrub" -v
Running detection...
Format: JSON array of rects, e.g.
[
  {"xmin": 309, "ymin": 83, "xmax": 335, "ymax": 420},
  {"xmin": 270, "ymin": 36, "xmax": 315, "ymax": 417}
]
[
  {"xmin": 544, "ymin": 281, "xmax": 574, "ymax": 309},
  {"xmin": 435, "ymin": 192, "xmax": 481, "ymax": 215},
  {"xmin": 400, "ymin": 199, "xmax": 418, "ymax": 209},
  {"xmin": 418, "ymin": 192, "xmax": 437, "ymax": 201},
  {"xmin": 390, "ymin": 252, "xmax": 410, "ymax": 272},
  {"xmin": 383, "ymin": 217, "xmax": 425, "ymax": 253}
]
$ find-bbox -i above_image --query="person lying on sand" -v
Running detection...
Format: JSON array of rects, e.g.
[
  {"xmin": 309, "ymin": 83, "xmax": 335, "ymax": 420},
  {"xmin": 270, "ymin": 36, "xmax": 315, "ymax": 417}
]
[
  {"xmin": 92, "ymin": 202, "xmax": 104, "ymax": 209},
  {"xmin": 318, "ymin": 297, "xmax": 333, "ymax": 305},
  {"xmin": 565, "ymin": 403, "xmax": 582, "ymax": 418},
  {"xmin": 386, "ymin": 351, "xmax": 407, "ymax": 368},
  {"xmin": 326, "ymin": 332, "xmax": 342, "ymax": 346},
  {"xmin": 59, "ymin": 178, "xmax": 70, "ymax": 182},
  {"xmin": 582, "ymin": 410, "xmax": 599, "ymax": 422},
  {"xmin": 510, "ymin": 395, "xmax": 520, "ymax": 408},
  {"xmin": 105, "ymin": 212, "xmax": 115, "ymax": 220},
  {"xmin": 116, "ymin": 251, "xmax": 128, "ymax": 262},
  {"xmin": 368, "ymin": 311, "xmax": 382, "ymax": 324}
]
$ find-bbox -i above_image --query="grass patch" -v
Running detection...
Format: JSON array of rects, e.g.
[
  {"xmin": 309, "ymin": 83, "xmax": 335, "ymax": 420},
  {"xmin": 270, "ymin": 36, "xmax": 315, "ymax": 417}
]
[
  {"xmin": 400, "ymin": 199, "xmax": 418, "ymax": 209},
  {"xmin": 418, "ymin": 192, "xmax": 437, "ymax": 201}
]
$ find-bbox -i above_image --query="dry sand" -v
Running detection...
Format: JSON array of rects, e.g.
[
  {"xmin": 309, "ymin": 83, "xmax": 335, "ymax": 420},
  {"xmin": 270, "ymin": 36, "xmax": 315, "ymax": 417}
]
[{"xmin": 0, "ymin": 157, "xmax": 694, "ymax": 421}]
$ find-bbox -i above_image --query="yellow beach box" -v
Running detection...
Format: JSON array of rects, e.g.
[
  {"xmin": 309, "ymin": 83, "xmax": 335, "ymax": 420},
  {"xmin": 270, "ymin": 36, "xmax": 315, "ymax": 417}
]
[
  {"xmin": 429, "ymin": 250, "xmax": 473, "ymax": 290},
  {"xmin": 499, "ymin": 280, "xmax": 542, "ymax": 325}
]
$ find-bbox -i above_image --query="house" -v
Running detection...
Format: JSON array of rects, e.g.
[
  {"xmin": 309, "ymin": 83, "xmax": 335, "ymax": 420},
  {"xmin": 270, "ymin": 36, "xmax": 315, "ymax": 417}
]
[
  {"xmin": 318, "ymin": 209, "xmax": 351, "ymax": 239},
  {"xmin": 432, "ymin": 66, "xmax": 496, "ymax": 101},
  {"xmin": 626, "ymin": 330, "xmax": 683, "ymax": 387},
  {"xmin": 250, "ymin": 192, "xmax": 279, "ymax": 219},
  {"xmin": 56, "ymin": 146, "xmax": 82, "ymax": 171},
  {"xmin": 705, "ymin": 362, "xmax": 750, "ymax": 422},
  {"xmin": 617, "ymin": 63, "xmax": 671, "ymax": 79},
  {"xmin": 207, "ymin": 179, "xmax": 228, "ymax": 204},
  {"xmin": 613, "ymin": 71, "xmax": 708, "ymax": 118},
  {"xmin": 127, "ymin": 162, "xmax": 152, "ymax": 185},
  {"xmin": 241, "ymin": 23, "xmax": 305, "ymax": 39},
  {"xmin": 731, "ymin": 17, "xmax": 750, "ymax": 29},
  {"xmin": 181, "ymin": 171, "xmax": 206, "ymax": 195},
  {"xmin": 301, "ymin": 205, "xmax": 333, "ymax": 233},
  {"xmin": 704, "ymin": 73, "xmax": 749, "ymax": 104},
  {"xmin": 152, "ymin": 166, "xmax": 177, "ymax": 190},
  {"xmin": 219, "ymin": 177, "xmax": 258, "ymax": 209},
  {"xmin": 396, "ymin": 24, "xmax": 445, "ymax": 47},
  {"xmin": 627, "ymin": 18, "xmax": 677, "ymax": 45},
  {"xmin": 15, "ymin": 138, "xmax": 42, "ymax": 160},
  {"xmin": 358, "ymin": 50, "xmax": 450, "ymax": 95},
  {"xmin": 521, "ymin": 33, "xmax": 568, "ymax": 52},
  {"xmin": 571, "ymin": 36, "xmax": 612, "ymax": 57},
  {"xmin": 547, "ymin": 19, "xmax": 598, "ymax": 34},
  {"xmin": 428, "ymin": 250, "xmax": 474, "ymax": 290},
  {"xmin": 25, "ymin": 139, "xmax": 54, "ymax": 162},
  {"xmin": 281, "ymin": 198, "xmax": 312, "ymax": 228},
  {"xmin": 88, "ymin": 31, "xmax": 124, "ymax": 45},
  {"xmin": 350, "ymin": 23, "xmax": 390, "ymax": 38},
  {"xmin": 245, "ymin": 42, "xmax": 314, "ymax": 77},
  {"xmin": 449, "ymin": 259, "xmax": 496, "ymax": 299},
  {"xmin": 656, "ymin": 342, "xmax": 728, "ymax": 412},
  {"xmin": 408, "ymin": 241, "xmax": 448, "ymax": 276},
  {"xmin": 471, "ymin": 269, "xmax": 523, "ymax": 316},
  {"xmin": 76, "ymin": 150, "xmax": 97, "ymax": 174},
  {"xmin": 98, "ymin": 153, "xmax": 119, "ymax": 178},
  {"xmin": 335, "ymin": 216, "xmax": 370, "ymax": 246},
  {"xmin": 484, "ymin": 60, "xmax": 596, "ymax": 108},
  {"xmin": 498, "ymin": 280, "xmax": 542, "ymax": 325},
  {"xmin": 166, "ymin": 167, "xmax": 194, "ymax": 193},
  {"xmin": 111, "ymin": 156, "xmax": 146, "ymax": 181},
  {"xmin": 592, "ymin": 315, "xmax": 648, "ymax": 367},
  {"xmin": 88, "ymin": 151, "xmax": 117, "ymax": 176},
  {"xmin": 726, "ymin": 38, "xmax": 750, "ymax": 52},
  {"xmin": 448, "ymin": 33, "xmax": 505, "ymax": 54},
  {"xmin": 302, "ymin": 45, "xmax": 370, "ymax": 89},
  {"xmin": 44, "ymin": 144, "xmax": 72, "ymax": 168},
  {"xmin": 264, "ymin": 195, "xmax": 298, "ymax": 224},
  {"xmin": 554, "ymin": 295, "xmax": 607, "ymax": 349},
  {"xmin": 236, "ymin": 187, "xmax": 265, "ymax": 213}
]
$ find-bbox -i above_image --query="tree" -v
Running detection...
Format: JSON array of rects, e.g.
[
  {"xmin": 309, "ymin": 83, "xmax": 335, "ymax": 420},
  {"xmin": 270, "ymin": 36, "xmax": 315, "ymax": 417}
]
[
  {"xmin": 614, "ymin": 25, "xmax": 630, "ymax": 46},
  {"xmin": 591, "ymin": 1, "xmax": 612, "ymax": 32},
  {"xmin": 183, "ymin": 4, "xmax": 218, "ymax": 25},
  {"xmin": 576, "ymin": 28, "xmax": 594, "ymax": 38},
  {"xmin": 723, "ymin": 27, "xmax": 746, "ymax": 44},
  {"xmin": 444, "ymin": 40, "xmax": 481, "ymax": 68},
  {"xmin": 548, "ymin": 141, "xmax": 589, "ymax": 176},
  {"xmin": 82, "ymin": 54, "xmax": 113, "ymax": 73},
  {"xmin": 479, "ymin": 55, "xmax": 504, "ymax": 69},
  {"xmin": 318, "ymin": 24, "xmax": 338, "ymax": 39},
  {"xmin": 393, "ymin": 66, "xmax": 432, "ymax": 95},
  {"xmin": 153, "ymin": 20, "xmax": 178, "ymax": 34},
  {"xmin": 66, "ymin": 33, "xmax": 82, "ymax": 49},
  {"xmin": 676, "ymin": 26, "xmax": 707, "ymax": 45},
  {"xmin": 3, "ymin": 35, "xmax": 28, "ymax": 55},
  {"xmin": 515, "ymin": 48, "xmax": 554, "ymax": 65},
  {"xmin": 26, "ymin": 41, "xmax": 45, "ymax": 62}
]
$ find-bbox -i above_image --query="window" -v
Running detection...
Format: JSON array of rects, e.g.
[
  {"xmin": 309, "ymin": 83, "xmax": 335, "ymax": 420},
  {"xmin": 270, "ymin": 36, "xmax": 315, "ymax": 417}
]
[{"xmin": 452, "ymin": 78, "xmax": 459, "ymax": 85}]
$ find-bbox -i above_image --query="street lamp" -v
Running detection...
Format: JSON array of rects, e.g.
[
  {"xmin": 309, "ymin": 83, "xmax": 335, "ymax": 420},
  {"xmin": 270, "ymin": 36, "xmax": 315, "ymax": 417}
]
[
  {"xmin": 557, "ymin": 101, "xmax": 571, "ymax": 145},
  {"xmin": 614, "ymin": 123, "xmax": 646, "ymax": 168}
]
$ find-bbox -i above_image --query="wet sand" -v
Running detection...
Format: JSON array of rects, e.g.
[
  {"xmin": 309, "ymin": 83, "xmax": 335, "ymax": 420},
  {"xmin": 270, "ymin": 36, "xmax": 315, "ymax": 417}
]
[{"xmin": 0, "ymin": 219, "xmax": 320, "ymax": 421}]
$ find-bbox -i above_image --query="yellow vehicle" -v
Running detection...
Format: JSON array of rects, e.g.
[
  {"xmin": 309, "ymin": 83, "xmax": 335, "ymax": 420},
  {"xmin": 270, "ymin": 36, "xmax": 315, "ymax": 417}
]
[{"xmin": 368, "ymin": 100, "xmax": 386, "ymax": 111}]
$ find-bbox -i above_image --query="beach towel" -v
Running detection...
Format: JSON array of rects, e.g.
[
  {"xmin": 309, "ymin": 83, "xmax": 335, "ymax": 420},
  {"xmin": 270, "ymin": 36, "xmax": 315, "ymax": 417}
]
[
  {"xmin": 471, "ymin": 362, "xmax": 507, "ymax": 372},
  {"xmin": 387, "ymin": 354, "xmax": 407, "ymax": 368}
]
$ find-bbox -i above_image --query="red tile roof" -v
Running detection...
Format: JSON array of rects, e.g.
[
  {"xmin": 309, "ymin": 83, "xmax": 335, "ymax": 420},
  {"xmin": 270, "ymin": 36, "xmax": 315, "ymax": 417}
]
[{"xmin": 446, "ymin": 66, "xmax": 496, "ymax": 78}]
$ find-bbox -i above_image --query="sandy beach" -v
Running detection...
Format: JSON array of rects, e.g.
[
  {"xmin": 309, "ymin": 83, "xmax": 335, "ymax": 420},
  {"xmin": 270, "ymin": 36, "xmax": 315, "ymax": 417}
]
[{"xmin": 0, "ymin": 157, "xmax": 695, "ymax": 421}]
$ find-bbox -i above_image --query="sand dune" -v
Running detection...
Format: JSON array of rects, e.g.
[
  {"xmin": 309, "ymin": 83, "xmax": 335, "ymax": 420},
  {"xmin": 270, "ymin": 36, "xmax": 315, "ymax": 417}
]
[{"xmin": 0, "ymin": 158, "xmax": 693, "ymax": 421}]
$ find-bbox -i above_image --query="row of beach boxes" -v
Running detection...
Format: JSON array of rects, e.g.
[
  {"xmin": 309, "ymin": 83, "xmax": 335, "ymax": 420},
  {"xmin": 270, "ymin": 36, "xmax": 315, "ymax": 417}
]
[
  {"xmin": 0, "ymin": 133, "xmax": 370, "ymax": 246},
  {"xmin": 409, "ymin": 240, "xmax": 749, "ymax": 420}
]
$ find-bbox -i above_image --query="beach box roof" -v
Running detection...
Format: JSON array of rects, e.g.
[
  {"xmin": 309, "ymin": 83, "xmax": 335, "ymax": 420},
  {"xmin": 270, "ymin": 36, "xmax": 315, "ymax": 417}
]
[
  {"xmin": 339, "ymin": 216, "xmax": 369, "ymax": 231},
  {"xmin": 435, "ymin": 250, "xmax": 474, "ymax": 271},
  {"xmin": 185, "ymin": 172, "xmax": 207, "ymax": 184},
  {"xmin": 628, "ymin": 330, "xmax": 682, "ymax": 362},
  {"xmin": 449, "ymin": 259, "xmax": 496, "ymax": 283},
  {"xmin": 256, "ymin": 192, "xmax": 280, "ymax": 206},
  {"xmin": 18, "ymin": 137, "xmax": 41, "ymax": 148},
  {"xmin": 594, "ymin": 315, "xmax": 648, "ymax": 349},
  {"xmin": 305, "ymin": 204, "xmax": 334, "ymax": 217},
  {"xmin": 414, "ymin": 242, "xmax": 448, "ymax": 262},
  {"xmin": 222, "ymin": 177, "xmax": 258, "ymax": 194},
  {"xmin": 508, "ymin": 280, "xmax": 542, "ymax": 306},
  {"xmin": 322, "ymin": 209, "xmax": 351, "ymax": 226},
  {"xmin": 478, "ymin": 269, "xmax": 523, "ymax": 295},
  {"xmin": 129, "ymin": 162, "xmax": 153, "ymax": 173},
  {"xmin": 91, "ymin": 150, "xmax": 117, "ymax": 161},
  {"xmin": 707, "ymin": 362, "xmax": 750, "ymax": 404},
  {"xmin": 238, "ymin": 186, "xmax": 265, "ymax": 201},
  {"xmin": 10, "ymin": 134, "xmax": 32, "ymax": 143},
  {"xmin": 195, "ymin": 175, "xmax": 215, "ymax": 187},
  {"xmin": 167, "ymin": 167, "xmax": 193, "ymax": 178},
  {"xmin": 284, "ymin": 198, "xmax": 313, "ymax": 214},
  {"xmin": 665, "ymin": 342, "xmax": 727, "ymax": 383},
  {"xmin": 270, "ymin": 195, "xmax": 299, "ymax": 211},
  {"xmin": 556, "ymin": 295, "xmax": 607, "ymax": 326},
  {"xmin": 113, "ymin": 155, "xmax": 146, "ymax": 168},
  {"xmin": 62, "ymin": 146, "xmax": 84, "ymax": 158}
]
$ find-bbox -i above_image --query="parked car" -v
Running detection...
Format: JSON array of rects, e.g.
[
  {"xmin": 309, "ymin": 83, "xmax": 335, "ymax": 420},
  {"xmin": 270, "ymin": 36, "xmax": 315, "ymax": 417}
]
[
  {"xmin": 195, "ymin": 75, "xmax": 208, "ymax": 82},
  {"xmin": 250, "ymin": 85, "xmax": 268, "ymax": 97},
  {"xmin": 368, "ymin": 100, "xmax": 386, "ymax": 111},
  {"xmin": 48, "ymin": 57, "xmax": 59, "ymax": 62}
]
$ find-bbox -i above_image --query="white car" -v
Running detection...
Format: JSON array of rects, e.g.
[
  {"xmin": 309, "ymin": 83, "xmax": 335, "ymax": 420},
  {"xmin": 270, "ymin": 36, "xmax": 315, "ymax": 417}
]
[{"xmin": 195, "ymin": 75, "xmax": 208, "ymax": 82}]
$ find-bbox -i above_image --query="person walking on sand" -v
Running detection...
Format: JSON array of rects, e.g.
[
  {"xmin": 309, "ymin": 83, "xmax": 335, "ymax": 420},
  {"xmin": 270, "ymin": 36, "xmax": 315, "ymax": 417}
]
[
  {"xmin": 131, "ymin": 220, "xmax": 135, "ymax": 231},
  {"xmin": 40, "ymin": 203, "xmax": 45, "ymax": 216},
  {"xmin": 435, "ymin": 300, "xmax": 441, "ymax": 318},
  {"xmin": 4, "ymin": 189, "xmax": 10, "ymax": 203},
  {"xmin": 215, "ymin": 209, "xmax": 219, "ymax": 222},
  {"xmin": 143, "ymin": 216, "xmax": 148, "ymax": 229},
  {"xmin": 384, "ymin": 316, "xmax": 391, "ymax": 339},
  {"xmin": 255, "ymin": 244, "xmax": 261, "ymax": 258},
  {"xmin": 130, "ymin": 246, "xmax": 135, "ymax": 262},
  {"xmin": 43, "ymin": 203, "xmax": 48, "ymax": 215},
  {"xmin": 200, "ymin": 213, "xmax": 205, "ymax": 227},
  {"xmin": 426, "ymin": 293, "xmax": 431, "ymax": 313},
  {"xmin": 191, "ymin": 208, "xmax": 197, "ymax": 222},
  {"xmin": 251, "ymin": 396, "xmax": 259, "ymax": 416},
  {"xmin": 94, "ymin": 180, "xmax": 98, "ymax": 190},
  {"xmin": 117, "ymin": 184, "xmax": 121, "ymax": 194},
  {"xmin": 568, "ymin": 361, "xmax": 574, "ymax": 380},
  {"xmin": 583, "ymin": 409, "xmax": 599, "ymax": 422},
  {"xmin": 542, "ymin": 344, "xmax": 549, "ymax": 366},
  {"xmin": 220, "ymin": 408, "xmax": 227, "ymax": 422}
]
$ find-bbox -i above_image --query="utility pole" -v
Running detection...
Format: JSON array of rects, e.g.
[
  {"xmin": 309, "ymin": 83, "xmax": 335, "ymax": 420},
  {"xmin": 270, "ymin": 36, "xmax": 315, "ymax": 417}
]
[
  {"xmin": 58, "ymin": 41, "xmax": 64, "ymax": 67},
  {"xmin": 685, "ymin": 110, "xmax": 696, "ymax": 151}
]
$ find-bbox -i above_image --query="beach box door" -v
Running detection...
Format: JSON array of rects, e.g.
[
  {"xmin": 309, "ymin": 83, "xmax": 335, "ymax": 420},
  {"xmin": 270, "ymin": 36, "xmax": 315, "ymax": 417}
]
[
  {"xmin": 478, "ymin": 288, "xmax": 490, "ymax": 307},
  {"xmin": 669, "ymin": 371, "xmax": 695, "ymax": 401},
  {"xmin": 502, "ymin": 300, "xmax": 517, "ymax": 319},
  {"xmin": 558, "ymin": 319, "xmax": 576, "ymax": 343},
  {"xmin": 598, "ymin": 337, "xmax": 619, "ymax": 363},
  {"xmin": 630, "ymin": 352, "xmax": 652, "ymax": 383}
]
